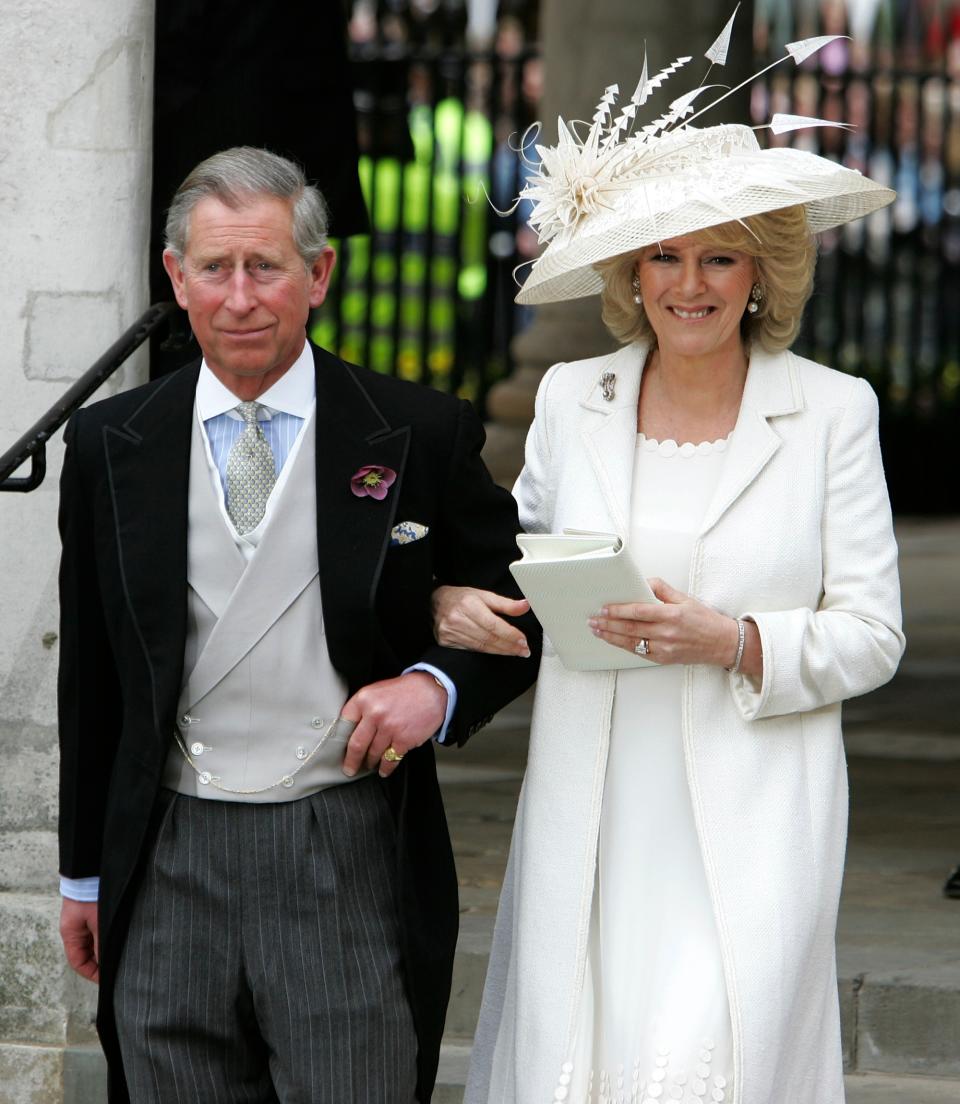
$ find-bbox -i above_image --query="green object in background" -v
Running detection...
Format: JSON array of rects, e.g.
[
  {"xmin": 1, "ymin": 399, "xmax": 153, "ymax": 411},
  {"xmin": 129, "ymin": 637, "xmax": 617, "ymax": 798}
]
[
  {"xmin": 341, "ymin": 289, "xmax": 366, "ymax": 326},
  {"xmin": 311, "ymin": 95, "xmax": 498, "ymax": 386}
]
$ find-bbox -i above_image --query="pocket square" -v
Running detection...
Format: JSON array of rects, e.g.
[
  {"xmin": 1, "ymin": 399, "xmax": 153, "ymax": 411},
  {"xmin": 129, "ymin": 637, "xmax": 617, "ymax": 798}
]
[{"xmin": 390, "ymin": 521, "xmax": 429, "ymax": 547}]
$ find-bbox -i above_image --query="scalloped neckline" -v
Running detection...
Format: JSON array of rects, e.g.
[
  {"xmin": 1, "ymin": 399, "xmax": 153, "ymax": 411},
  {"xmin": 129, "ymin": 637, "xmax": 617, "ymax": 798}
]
[{"xmin": 635, "ymin": 432, "xmax": 732, "ymax": 457}]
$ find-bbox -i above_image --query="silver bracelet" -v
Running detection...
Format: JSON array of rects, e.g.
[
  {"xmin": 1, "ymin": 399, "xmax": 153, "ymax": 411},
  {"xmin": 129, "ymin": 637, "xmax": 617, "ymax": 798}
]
[{"xmin": 726, "ymin": 618, "xmax": 746, "ymax": 674}]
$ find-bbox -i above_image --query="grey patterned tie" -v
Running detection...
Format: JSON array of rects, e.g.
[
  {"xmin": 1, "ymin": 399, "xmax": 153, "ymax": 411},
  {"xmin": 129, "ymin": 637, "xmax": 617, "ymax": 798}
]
[{"xmin": 226, "ymin": 402, "xmax": 277, "ymax": 535}]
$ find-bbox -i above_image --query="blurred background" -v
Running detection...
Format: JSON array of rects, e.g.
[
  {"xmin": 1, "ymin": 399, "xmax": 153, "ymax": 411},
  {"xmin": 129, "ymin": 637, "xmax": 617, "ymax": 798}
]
[{"xmin": 299, "ymin": 0, "xmax": 960, "ymax": 511}]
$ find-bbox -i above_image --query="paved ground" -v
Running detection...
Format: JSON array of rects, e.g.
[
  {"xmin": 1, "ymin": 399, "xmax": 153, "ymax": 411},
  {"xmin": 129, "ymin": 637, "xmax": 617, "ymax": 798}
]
[{"xmin": 435, "ymin": 519, "xmax": 960, "ymax": 1099}]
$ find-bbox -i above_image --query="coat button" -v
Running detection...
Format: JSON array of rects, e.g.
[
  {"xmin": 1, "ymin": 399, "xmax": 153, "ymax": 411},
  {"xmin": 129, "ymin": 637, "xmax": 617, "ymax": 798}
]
[
  {"xmin": 296, "ymin": 747, "xmax": 307, "ymax": 760},
  {"xmin": 180, "ymin": 713, "xmax": 193, "ymax": 726},
  {"xmin": 198, "ymin": 771, "xmax": 211, "ymax": 785},
  {"xmin": 281, "ymin": 775, "xmax": 294, "ymax": 788},
  {"xmin": 310, "ymin": 717, "xmax": 325, "ymax": 729},
  {"xmin": 190, "ymin": 742, "xmax": 204, "ymax": 756}
]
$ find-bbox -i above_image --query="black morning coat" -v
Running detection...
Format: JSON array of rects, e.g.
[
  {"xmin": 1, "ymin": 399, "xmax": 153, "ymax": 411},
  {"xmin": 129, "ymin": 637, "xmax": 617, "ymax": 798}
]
[{"xmin": 57, "ymin": 342, "xmax": 542, "ymax": 1102}]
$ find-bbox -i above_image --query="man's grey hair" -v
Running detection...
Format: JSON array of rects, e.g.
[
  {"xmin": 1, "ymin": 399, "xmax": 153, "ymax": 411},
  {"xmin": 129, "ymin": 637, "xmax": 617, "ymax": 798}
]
[{"xmin": 164, "ymin": 147, "xmax": 330, "ymax": 267}]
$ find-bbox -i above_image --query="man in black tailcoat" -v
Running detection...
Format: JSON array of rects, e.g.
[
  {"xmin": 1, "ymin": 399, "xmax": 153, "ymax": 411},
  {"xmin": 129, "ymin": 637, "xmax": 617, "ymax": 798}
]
[{"xmin": 57, "ymin": 146, "xmax": 538, "ymax": 1103}]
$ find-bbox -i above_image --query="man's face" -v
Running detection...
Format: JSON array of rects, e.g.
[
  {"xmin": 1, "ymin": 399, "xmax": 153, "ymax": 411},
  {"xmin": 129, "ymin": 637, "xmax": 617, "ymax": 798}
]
[{"xmin": 163, "ymin": 194, "xmax": 335, "ymax": 398}]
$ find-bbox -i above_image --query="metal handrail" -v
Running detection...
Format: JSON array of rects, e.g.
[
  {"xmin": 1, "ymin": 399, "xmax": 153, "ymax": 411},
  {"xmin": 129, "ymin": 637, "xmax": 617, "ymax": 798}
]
[{"xmin": 0, "ymin": 302, "xmax": 179, "ymax": 492}]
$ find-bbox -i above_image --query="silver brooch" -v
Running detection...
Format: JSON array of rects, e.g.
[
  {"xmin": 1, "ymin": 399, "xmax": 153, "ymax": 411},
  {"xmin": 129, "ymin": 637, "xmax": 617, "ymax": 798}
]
[{"xmin": 599, "ymin": 372, "xmax": 616, "ymax": 401}]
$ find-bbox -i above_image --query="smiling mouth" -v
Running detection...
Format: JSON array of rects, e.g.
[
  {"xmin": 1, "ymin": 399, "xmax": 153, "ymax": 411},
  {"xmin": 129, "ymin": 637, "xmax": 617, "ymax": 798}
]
[
  {"xmin": 670, "ymin": 307, "xmax": 714, "ymax": 320},
  {"xmin": 223, "ymin": 327, "xmax": 270, "ymax": 337}
]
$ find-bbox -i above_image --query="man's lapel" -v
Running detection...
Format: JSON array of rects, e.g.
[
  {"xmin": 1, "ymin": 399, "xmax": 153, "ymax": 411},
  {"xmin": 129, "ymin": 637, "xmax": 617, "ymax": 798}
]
[
  {"xmin": 312, "ymin": 345, "xmax": 410, "ymax": 688},
  {"xmin": 103, "ymin": 364, "xmax": 198, "ymax": 736}
]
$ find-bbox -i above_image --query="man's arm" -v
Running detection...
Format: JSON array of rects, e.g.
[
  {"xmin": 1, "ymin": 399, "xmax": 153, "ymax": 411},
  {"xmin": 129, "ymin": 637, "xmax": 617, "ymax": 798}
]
[
  {"xmin": 341, "ymin": 397, "xmax": 540, "ymax": 770},
  {"xmin": 57, "ymin": 413, "xmax": 122, "ymax": 974},
  {"xmin": 417, "ymin": 399, "xmax": 541, "ymax": 745},
  {"xmin": 403, "ymin": 663, "xmax": 457, "ymax": 741},
  {"xmin": 341, "ymin": 670, "xmax": 448, "ymax": 778}
]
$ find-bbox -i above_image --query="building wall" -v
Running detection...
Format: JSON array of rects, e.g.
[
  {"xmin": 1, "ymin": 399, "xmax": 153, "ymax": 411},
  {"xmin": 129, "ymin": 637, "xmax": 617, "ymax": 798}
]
[{"xmin": 0, "ymin": 2, "xmax": 154, "ymax": 1099}]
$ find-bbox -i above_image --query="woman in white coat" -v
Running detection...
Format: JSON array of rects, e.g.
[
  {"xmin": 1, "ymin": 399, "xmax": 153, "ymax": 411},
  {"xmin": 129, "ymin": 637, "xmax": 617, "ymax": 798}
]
[{"xmin": 433, "ymin": 35, "xmax": 905, "ymax": 1104}]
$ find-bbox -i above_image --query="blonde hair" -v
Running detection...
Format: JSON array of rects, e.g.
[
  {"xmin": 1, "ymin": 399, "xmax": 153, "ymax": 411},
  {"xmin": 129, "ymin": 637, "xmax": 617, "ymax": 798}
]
[{"xmin": 594, "ymin": 205, "xmax": 817, "ymax": 353}]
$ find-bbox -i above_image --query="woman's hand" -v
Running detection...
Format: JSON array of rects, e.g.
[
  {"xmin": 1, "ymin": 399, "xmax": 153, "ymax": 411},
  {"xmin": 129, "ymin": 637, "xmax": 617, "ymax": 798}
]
[
  {"xmin": 432, "ymin": 586, "xmax": 531, "ymax": 657},
  {"xmin": 589, "ymin": 578, "xmax": 761, "ymax": 676}
]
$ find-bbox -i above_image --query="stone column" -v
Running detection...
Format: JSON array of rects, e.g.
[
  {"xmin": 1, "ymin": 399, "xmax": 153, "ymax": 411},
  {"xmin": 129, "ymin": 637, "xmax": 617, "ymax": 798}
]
[
  {"xmin": 482, "ymin": 1, "xmax": 753, "ymax": 485},
  {"xmin": 0, "ymin": 2, "xmax": 154, "ymax": 1100}
]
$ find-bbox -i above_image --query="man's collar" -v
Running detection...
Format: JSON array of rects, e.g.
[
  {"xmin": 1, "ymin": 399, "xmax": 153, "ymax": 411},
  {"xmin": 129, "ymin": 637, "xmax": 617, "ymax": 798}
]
[{"xmin": 196, "ymin": 341, "xmax": 316, "ymax": 420}]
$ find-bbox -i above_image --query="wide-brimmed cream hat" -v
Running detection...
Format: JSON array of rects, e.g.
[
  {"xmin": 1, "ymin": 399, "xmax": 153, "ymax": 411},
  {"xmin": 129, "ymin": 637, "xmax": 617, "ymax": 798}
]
[{"xmin": 513, "ymin": 19, "xmax": 896, "ymax": 305}]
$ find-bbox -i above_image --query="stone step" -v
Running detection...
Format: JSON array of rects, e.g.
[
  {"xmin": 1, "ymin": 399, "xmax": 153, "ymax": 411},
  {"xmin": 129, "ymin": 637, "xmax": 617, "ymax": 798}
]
[
  {"xmin": 434, "ymin": 1041, "xmax": 960, "ymax": 1104},
  {"xmin": 444, "ymin": 915, "xmax": 496, "ymax": 1039},
  {"xmin": 844, "ymin": 1074, "xmax": 960, "ymax": 1103},
  {"xmin": 434, "ymin": 1040, "xmax": 471, "ymax": 1104},
  {"xmin": 838, "ymin": 963, "xmax": 960, "ymax": 1078},
  {"xmin": 446, "ymin": 913, "xmax": 960, "ymax": 1080}
]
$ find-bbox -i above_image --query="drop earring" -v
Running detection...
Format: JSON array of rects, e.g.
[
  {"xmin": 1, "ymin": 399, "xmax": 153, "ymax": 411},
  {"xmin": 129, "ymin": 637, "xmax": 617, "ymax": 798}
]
[
  {"xmin": 631, "ymin": 273, "xmax": 642, "ymax": 305},
  {"xmin": 747, "ymin": 282, "xmax": 763, "ymax": 314}
]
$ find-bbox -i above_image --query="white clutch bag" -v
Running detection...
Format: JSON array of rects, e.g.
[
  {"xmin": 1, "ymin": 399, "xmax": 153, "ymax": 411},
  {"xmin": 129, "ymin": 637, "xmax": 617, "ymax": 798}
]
[{"xmin": 509, "ymin": 530, "xmax": 659, "ymax": 671}]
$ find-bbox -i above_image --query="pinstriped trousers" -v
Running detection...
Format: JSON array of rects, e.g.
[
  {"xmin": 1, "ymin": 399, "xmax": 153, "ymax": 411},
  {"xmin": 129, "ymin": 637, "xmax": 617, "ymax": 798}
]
[{"xmin": 114, "ymin": 777, "xmax": 418, "ymax": 1103}]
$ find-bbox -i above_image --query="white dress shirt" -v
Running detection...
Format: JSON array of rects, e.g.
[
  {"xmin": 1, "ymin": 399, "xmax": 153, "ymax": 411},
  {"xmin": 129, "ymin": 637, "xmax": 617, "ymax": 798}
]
[{"xmin": 196, "ymin": 343, "xmax": 316, "ymax": 560}]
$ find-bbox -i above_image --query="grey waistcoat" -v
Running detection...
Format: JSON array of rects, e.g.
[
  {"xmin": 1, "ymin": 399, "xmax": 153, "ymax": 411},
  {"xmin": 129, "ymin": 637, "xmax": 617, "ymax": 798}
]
[{"xmin": 161, "ymin": 409, "xmax": 368, "ymax": 802}]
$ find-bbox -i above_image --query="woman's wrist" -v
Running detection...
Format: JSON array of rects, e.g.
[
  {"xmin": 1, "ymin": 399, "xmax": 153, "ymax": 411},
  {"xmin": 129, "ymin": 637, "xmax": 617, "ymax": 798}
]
[
  {"xmin": 737, "ymin": 620, "xmax": 763, "ymax": 681},
  {"xmin": 724, "ymin": 616, "xmax": 746, "ymax": 672}
]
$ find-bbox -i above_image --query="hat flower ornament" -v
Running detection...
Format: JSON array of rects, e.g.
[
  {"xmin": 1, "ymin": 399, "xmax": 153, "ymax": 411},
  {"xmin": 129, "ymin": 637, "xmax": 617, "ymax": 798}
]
[{"xmin": 511, "ymin": 5, "xmax": 895, "ymax": 305}]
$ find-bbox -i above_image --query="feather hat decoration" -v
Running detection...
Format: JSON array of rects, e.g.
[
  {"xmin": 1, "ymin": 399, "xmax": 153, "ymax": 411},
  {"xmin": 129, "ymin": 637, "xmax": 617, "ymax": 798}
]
[{"xmin": 513, "ymin": 7, "xmax": 895, "ymax": 305}]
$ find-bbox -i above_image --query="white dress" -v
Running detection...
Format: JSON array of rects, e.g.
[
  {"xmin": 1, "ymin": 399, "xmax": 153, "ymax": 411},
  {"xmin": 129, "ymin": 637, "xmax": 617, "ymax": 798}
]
[{"xmin": 566, "ymin": 433, "xmax": 735, "ymax": 1104}]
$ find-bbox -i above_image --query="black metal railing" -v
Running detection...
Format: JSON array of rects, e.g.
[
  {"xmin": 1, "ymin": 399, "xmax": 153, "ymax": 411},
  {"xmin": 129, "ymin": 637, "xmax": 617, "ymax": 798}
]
[{"xmin": 0, "ymin": 302, "xmax": 178, "ymax": 492}]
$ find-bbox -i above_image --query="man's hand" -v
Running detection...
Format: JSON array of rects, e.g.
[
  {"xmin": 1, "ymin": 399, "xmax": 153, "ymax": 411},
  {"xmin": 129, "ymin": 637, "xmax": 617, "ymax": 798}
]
[
  {"xmin": 341, "ymin": 672, "xmax": 447, "ymax": 779},
  {"xmin": 60, "ymin": 898, "xmax": 100, "ymax": 984}
]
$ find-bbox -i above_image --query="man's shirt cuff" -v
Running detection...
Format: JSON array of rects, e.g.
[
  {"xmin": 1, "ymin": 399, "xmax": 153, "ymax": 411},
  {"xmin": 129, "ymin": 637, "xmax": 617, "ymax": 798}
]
[
  {"xmin": 60, "ymin": 875, "xmax": 100, "ymax": 902},
  {"xmin": 403, "ymin": 664, "xmax": 457, "ymax": 744}
]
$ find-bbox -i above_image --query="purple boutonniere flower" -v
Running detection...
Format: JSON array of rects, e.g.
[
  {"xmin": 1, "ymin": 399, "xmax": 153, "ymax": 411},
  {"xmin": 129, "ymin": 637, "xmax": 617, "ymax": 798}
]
[{"xmin": 350, "ymin": 465, "xmax": 397, "ymax": 501}]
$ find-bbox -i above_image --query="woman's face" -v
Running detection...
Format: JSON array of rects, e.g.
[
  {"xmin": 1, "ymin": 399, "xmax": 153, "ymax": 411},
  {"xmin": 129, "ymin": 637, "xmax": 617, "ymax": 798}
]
[{"xmin": 635, "ymin": 236, "xmax": 758, "ymax": 363}]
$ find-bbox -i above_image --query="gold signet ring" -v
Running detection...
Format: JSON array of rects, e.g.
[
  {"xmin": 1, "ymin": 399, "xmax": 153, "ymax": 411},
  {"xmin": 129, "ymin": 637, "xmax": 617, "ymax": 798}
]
[{"xmin": 383, "ymin": 747, "xmax": 404, "ymax": 763}]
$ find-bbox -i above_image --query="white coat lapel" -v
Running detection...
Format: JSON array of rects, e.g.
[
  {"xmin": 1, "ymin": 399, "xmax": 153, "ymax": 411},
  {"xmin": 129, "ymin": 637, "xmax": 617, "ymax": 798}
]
[
  {"xmin": 579, "ymin": 343, "xmax": 647, "ymax": 536},
  {"xmin": 699, "ymin": 347, "xmax": 802, "ymax": 537},
  {"xmin": 185, "ymin": 413, "xmax": 320, "ymax": 706}
]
